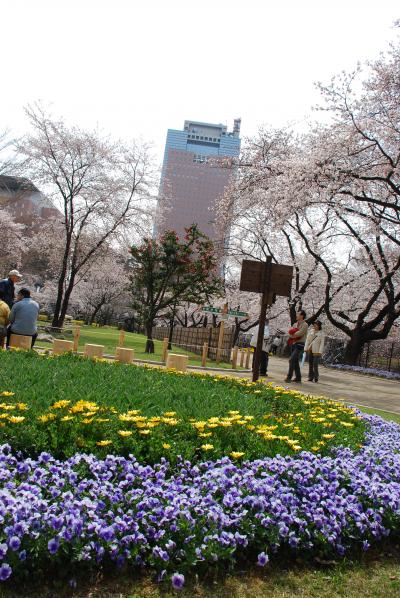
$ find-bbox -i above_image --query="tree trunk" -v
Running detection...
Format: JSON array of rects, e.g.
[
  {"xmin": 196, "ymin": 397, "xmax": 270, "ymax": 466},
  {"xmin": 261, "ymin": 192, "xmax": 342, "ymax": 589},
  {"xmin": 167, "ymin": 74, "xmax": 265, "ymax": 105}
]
[
  {"xmin": 89, "ymin": 303, "xmax": 104, "ymax": 325},
  {"xmin": 343, "ymin": 333, "xmax": 365, "ymax": 365},
  {"xmin": 145, "ymin": 321, "xmax": 155, "ymax": 353}
]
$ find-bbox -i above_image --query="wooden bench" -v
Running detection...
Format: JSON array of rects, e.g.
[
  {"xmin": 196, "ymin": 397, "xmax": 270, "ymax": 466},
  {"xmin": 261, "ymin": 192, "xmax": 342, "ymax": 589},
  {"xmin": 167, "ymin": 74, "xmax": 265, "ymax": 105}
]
[
  {"xmin": 84, "ymin": 343, "xmax": 104, "ymax": 358},
  {"xmin": 115, "ymin": 347, "xmax": 134, "ymax": 364},
  {"xmin": 53, "ymin": 339, "xmax": 74, "ymax": 355},
  {"xmin": 166, "ymin": 353, "xmax": 188, "ymax": 372},
  {"xmin": 9, "ymin": 334, "xmax": 32, "ymax": 350}
]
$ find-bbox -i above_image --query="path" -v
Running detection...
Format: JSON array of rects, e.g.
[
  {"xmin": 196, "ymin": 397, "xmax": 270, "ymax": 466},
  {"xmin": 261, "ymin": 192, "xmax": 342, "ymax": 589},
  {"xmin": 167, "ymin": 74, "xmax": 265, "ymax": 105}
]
[{"xmin": 196, "ymin": 356, "xmax": 400, "ymax": 415}]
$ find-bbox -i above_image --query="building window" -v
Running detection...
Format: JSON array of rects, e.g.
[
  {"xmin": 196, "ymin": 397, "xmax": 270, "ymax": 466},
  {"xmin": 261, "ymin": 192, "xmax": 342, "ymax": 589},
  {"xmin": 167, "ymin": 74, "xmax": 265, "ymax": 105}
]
[{"xmin": 193, "ymin": 154, "xmax": 208, "ymax": 164}]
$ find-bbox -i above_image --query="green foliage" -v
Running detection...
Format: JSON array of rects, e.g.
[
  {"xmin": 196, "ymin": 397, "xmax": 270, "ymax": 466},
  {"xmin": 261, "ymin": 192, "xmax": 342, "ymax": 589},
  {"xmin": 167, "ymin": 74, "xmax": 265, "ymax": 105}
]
[
  {"xmin": 0, "ymin": 351, "xmax": 365, "ymax": 463},
  {"xmin": 129, "ymin": 225, "xmax": 223, "ymax": 340}
]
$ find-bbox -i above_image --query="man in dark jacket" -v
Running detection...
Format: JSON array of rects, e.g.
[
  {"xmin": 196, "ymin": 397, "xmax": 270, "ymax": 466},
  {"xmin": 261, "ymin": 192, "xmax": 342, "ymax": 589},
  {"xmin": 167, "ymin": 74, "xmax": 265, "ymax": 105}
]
[{"xmin": 0, "ymin": 270, "xmax": 22, "ymax": 308}]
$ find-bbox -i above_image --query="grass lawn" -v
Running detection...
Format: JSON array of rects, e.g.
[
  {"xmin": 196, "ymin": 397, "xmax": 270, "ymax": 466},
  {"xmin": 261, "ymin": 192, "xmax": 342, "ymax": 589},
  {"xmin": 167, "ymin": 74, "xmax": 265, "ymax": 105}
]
[
  {"xmin": 356, "ymin": 405, "xmax": 400, "ymax": 425},
  {"xmin": 35, "ymin": 324, "xmax": 239, "ymax": 369},
  {"xmin": 2, "ymin": 545, "xmax": 400, "ymax": 597}
]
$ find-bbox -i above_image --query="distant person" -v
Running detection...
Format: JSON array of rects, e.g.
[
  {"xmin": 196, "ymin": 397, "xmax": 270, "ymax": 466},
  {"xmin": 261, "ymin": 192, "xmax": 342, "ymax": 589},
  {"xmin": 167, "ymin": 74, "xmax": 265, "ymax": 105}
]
[
  {"xmin": 305, "ymin": 320, "xmax": 325, "ymax": 383},
  {"xmin": 0, "ymin": 270, "xmax": 23, "ymax": 308},
  {"xmin": 0, "ymin": 291, "xmax": 10, "ymax": 349},
  {"xmin": 6, "ymin": 288, "xmax": 39, "ymax": 349},
  {"xmin": 285, "ymin": 310, "xmax": 308, "ymax": 383},
  {"xmin": 271, "ymin": 334, "xmax": 281, "ymax": 355},
  {"xmin": 250, "ymin": 319, "xmax": 270, "ymax": 376}
]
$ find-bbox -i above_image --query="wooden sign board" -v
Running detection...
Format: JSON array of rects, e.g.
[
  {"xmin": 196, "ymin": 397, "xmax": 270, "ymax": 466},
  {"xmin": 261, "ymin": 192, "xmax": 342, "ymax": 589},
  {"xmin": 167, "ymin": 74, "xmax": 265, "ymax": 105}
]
[
  {"xmin": 270, "ymin": 264, "xmax": 293, "ymax": 297},
  {"xmin": 240, "ymin": 260, "xmax": 293, "ymax": 297},
  {"xmin": 239, "ymin": 260, "xmax": 266, "ymax": 293}
]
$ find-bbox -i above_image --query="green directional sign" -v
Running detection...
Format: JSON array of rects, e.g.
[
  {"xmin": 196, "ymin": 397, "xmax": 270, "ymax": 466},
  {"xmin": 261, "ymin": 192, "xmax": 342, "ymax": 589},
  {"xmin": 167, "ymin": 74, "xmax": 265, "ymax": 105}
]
[
  {"xmin": 202, "ymin": 306, "xmax": 222, "ymax": 314},
  {"xmin": 228, "ymin": 310, "xmax": 249, "ymax": 318}
]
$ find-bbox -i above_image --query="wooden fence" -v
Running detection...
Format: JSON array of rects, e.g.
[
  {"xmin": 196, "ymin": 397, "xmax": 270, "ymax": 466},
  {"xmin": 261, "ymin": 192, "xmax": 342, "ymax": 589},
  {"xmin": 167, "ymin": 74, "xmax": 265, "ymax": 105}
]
[{"xmin": 151, "ymin": 326, "xmax": 235, "ymax": 363}]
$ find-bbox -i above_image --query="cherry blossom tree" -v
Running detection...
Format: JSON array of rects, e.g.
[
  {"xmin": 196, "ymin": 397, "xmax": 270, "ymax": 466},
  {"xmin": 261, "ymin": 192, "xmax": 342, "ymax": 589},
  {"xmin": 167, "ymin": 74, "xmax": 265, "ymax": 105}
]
[{"xmin": 16, "ymin": 104, "xmax": 155, "ymax": 328}]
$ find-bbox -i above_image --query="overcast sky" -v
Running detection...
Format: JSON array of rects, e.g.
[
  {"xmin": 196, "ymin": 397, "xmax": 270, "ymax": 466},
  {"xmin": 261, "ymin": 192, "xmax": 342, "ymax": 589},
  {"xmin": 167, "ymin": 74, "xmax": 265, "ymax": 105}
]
[{"xmin": 1, "ymin": 0, "xmax": 399, "ymax": 167}]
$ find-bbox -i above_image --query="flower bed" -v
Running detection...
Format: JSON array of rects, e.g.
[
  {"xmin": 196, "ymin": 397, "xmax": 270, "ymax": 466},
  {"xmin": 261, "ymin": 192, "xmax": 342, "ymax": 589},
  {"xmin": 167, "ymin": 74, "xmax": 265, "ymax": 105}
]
[
  {"xmin": 0, "ymin": 414, "xmax": 399, "ymax": 588},
  {"xmin": 0, "ymin": 352, "xmax": 365, "ymax": 462},
  {"xmin": 329, "ymin": 364, "xmax": 400, "ymax": 380}
]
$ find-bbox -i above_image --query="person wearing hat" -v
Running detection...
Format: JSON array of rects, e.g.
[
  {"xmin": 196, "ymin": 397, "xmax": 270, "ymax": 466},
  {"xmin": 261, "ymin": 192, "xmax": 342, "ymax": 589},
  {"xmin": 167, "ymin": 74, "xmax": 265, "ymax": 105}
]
[{"xmin": 0, "ymin": 270, "xmax": 23, "ymax": 309}]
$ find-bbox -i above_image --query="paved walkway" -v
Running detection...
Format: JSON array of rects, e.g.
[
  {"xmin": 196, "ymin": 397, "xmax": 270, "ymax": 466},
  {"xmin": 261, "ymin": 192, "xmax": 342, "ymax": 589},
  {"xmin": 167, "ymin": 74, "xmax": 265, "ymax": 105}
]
[{"xmin": 198, "ymin": 356, "xmax": 400, "ymax": 415}]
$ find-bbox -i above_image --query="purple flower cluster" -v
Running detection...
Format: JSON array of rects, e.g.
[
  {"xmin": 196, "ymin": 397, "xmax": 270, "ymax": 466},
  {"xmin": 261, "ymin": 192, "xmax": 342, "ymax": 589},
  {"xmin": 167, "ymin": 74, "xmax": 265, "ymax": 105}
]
[
  {"xmin": 330, "ymin": 364, "xmax": 400, "ymax": 380},
  {"xmin": 0, "ymin": 414, "xmax": 400, "ymax": 589}
]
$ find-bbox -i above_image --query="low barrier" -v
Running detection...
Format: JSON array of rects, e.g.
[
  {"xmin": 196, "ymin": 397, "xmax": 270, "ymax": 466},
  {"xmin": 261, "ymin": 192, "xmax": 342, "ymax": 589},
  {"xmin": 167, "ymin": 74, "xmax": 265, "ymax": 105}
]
[{"xmin": 32, "ymin": 324, "xmax": 252, "ymax": 371}]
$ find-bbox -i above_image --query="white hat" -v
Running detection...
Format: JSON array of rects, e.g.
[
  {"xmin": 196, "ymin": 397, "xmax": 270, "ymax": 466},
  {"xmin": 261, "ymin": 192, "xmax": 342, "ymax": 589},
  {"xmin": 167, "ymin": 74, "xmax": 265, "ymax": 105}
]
[{"xmin": 8, "ymin": 270, "xmax": 22, "ymax": 279}]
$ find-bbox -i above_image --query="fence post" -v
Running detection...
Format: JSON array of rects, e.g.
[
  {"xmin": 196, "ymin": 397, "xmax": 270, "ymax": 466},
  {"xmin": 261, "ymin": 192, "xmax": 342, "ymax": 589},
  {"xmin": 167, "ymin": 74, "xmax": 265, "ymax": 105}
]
[
  {"xmin": 245, "ymin": 348, "xmax": 251, "ymax": 369},
  {"xmin": 232, "ymin": 346, "xmax": 239, "ymax": 369},
  {"xmin": 118, "ymin": 329, "xmax": 125, "ymax": 348},
  {"xmin": 388, "ymin": 342, "xmax": 394, "ymax": 372},
  {"xmin": 216, "ymin": 321, "xmax": 225, "ymax": 365},
  {"xmin": 162, "ymin": 337, "xmax": 169, "ymax": 363},
  {"xmin": 240, "ymin": 349, "xmax": 245, "ymax": 367},
  {"xmin": 201, "ymin": 342, "xmax": 208, "ymax": 367},
  {"xmin": 73, "ymin": 326, "xmax": 81, "ymax": 353}
]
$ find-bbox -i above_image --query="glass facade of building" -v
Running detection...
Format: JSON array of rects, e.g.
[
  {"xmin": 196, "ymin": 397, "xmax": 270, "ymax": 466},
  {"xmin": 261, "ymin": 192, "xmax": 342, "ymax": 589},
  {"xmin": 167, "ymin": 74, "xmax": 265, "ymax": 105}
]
[{"xmin": 156, "ymin": 119, "xmax": 241, "ymax": 244}]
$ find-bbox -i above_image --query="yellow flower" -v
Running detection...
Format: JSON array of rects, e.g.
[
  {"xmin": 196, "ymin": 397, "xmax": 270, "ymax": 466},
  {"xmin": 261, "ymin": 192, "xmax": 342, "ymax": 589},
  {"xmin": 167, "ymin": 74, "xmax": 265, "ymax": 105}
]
[
  {"xmin": 199, "ymin": 432, "xmax": 212, "ymax": 438},
  {"xmin": 8, "ymin": 416, "xmax": 25, "ymax": 424},
  {"xmin": 82, "ymin": 418, "xmax": 93, "ymax": 424},
  {"xmin": 193, "ymin": 421, "xmax": 207, "ymax": 429},
  {"xmin": 162, "ymin": 443, "xmax": 171, "ymax": 449},
  {"xmin": 322, "ymin": 433, "xmax": 335, "ymax": 439},
  {"xmin": 127, "ymin": 410, "xmax": 140, "ymax": 415},
  {"xmin": 228, "ymin": 410, "xmax": 240, "ymax": 415},
  {"xmin": 96, "ymin": 440, "xmax": 112, "ymax": 446},
  {"xmin": 208, "ymin": 423, "xmax": 219, "ymax": 428},
  {"xmin": 201, "ymin": 444, "xmax": 214, "ymax": 451},
  {"xmin": 51, "ymin": 400, "xmax": 71, "ymax": 409},
  {"xmin": 0, "ymin": 392, "xmax": 14, "ymax": 397},
  {"xmin": 16, "ymin": 403, "xmax": 28, "ymax": 411},
  {"xmin": 97, "ymin": 418, "xmax": 110, "ymax": 423},
  {"xmin": 37, "ymin": 414, "xmax": 57, "ymax": 423},
  {"xmin": 118, "ymin": 430, "xmax": 133, "ymax": 437},
  {"xmin": 61, "ymin": 416, "xmax": 73, "ymax": 422},
  {"xmin": 70, "ymin": 401, "xmax": 98, "ymax": 414},
  {"xmin": 340, "ymin": 422, "xmax": 354, "ymax": 428},
  {"xmin": 163, "ymin": 411, "xmax": 176, "ymax": 417},
  {"xmin": 139, "ymin": 429, "xmax": 151, "ymax": 435},
  {"xmin": 230, "ymin": 451, "xmax": 245, "ymax": 459}
]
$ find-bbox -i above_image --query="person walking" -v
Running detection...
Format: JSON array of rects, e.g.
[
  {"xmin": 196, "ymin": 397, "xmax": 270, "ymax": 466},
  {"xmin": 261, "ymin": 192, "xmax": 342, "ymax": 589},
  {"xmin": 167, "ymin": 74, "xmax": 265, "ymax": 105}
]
[
  {"xmin": 250, "ymin": 319, "xmax": 270, "ymax": 377},
  {"xmin": 0, "ymin": 270, "xmax": 23, "ymax": 309},
  {"xmin": 305, "ymin": 320, "xmax": 325, "ymax": 382},
  {"xmin": 285, "ymin": 310, "xmax": 308, "ymax": 383},
  {"xmin": 271, "ymin": 334, "xmax": 281, "ymax": 356},
  {"xmin": 6, "ymin": 288, "xmax": 39, "ymax": 349},
  {"xmin": 0, "ymin": 291, "xmax": 10, "ymax": 349}
]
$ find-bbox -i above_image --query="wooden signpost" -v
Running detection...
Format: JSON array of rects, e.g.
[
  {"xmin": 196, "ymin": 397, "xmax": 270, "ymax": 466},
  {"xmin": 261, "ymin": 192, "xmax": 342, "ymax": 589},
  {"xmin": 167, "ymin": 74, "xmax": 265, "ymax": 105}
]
[{"xmin": 240, "ymin": 258, "xmax": 293, "ymax": 382}]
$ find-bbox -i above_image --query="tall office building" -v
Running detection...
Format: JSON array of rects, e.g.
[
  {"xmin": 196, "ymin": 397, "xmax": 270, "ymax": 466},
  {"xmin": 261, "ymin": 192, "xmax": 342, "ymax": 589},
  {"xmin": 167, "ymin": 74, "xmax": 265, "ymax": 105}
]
[{"xmin": 156, "ymin": 119, "xmax": 241, "ymax": 245}]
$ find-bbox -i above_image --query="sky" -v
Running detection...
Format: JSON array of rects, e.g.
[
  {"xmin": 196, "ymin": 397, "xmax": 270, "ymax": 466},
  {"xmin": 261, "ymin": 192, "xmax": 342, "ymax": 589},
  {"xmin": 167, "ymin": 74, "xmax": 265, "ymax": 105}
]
[{"xmin": 1, "ymin": 0, "xmax": 399, "ymax": 168}]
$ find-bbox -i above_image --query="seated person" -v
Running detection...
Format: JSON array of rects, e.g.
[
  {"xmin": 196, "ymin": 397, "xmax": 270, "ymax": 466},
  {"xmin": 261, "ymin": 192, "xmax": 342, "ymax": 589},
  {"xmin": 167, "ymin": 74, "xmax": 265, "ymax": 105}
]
[
  {"xmin": 0, "ymin": 291, "xmax": 10, "ymax": 349},
  {"xmin": 6, "ymin": 288, "xmax": 39, "ymax": 349}
]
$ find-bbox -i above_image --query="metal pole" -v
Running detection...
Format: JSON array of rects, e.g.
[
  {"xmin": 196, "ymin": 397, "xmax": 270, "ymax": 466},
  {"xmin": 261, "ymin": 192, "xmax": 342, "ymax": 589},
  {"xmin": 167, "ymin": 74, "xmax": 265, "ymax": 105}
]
[{"xmin": 253, "ymin": 257, "xmax": 272, "ymax": 382}]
